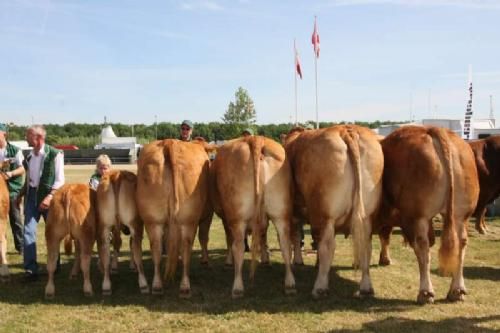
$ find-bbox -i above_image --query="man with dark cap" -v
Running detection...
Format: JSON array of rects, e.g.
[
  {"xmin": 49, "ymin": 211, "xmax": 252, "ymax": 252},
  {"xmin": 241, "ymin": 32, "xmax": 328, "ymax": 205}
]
[
  {"xmin": 0, "ymin": 123, "xmax": 25, "ymax": 254},
  {"xmin": 180, "ymin": 120, "xmax": 193, "ymax": 142}
]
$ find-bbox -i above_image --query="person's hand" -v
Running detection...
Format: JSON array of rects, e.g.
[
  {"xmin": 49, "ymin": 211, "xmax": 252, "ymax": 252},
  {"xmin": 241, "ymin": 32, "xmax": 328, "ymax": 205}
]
[
  {"xmin": 1, "ymin": 171, "xmax": 11, "ymax": 181},
  {"xmin": 39, "ymin": 194, "xmax": 53, "ymax": 211}
]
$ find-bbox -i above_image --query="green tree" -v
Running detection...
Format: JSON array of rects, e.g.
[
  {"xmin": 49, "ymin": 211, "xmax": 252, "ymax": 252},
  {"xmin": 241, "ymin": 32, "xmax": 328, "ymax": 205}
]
[{"xmin": 222, "ymin": 87, "xmax": 256, "ymax": 126}]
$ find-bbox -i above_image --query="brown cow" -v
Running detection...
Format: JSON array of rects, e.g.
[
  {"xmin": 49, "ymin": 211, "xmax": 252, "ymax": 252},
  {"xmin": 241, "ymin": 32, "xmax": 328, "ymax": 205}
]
[
  {"xmin": 378, "ymin": 134, "xmax": 499, "ymax": 264},
  {"xmin": 0, "ymin": 176, "xmax": 9, "ymax": 281},
  {"xmin": 469, "ymin": 135, "xmax": 500, "ymax": 234},
  {"xmin": 96, "ymin": 170, "xmax": 148, "ymax": 295},
  {"xmin": 285, "ymin": 125, "xmax": 383, "ymax": 298},
  {"xmin": 45, "ymin": 184, "xmax": 96, "ymax": 298},
  {"xmin": 136, "ymin": 139, "xmax": 210, "ymax": 297},
  {"xmin": 213, "ymin": 136, "xmax": 296, "ymax": 298},
  {"xmin": 376, "ymin": 126, "xmax": 479, "ymax": 304}
]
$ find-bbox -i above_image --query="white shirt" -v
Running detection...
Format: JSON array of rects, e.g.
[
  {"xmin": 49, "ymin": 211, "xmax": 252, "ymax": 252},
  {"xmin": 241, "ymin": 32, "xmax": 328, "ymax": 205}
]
[
  {"xmin": 0, "ymin": 146, "xmax": 24, "ymax": 167},
  {"xmin": 28, "ymin": 144, "xmax": 65, "ymax": 189}
]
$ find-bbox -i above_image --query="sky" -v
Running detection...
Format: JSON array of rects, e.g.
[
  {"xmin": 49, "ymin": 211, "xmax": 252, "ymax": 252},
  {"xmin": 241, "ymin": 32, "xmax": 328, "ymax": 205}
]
[{"xmin": 1, "ymin": 0, "xmax": 499, "ymax": 126}]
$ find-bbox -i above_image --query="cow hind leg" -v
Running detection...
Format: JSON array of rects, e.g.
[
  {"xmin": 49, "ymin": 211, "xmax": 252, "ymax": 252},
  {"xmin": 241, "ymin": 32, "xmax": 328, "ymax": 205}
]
[
  {"xmin": 179, "ymin": 224, "xmax": 196, "ymax": 298},
  {"xmin": 80, "ymin": 236, "xmax": 94, "ymax": 297},
  {"xmin": 378, "ymin": 226, "xmax": 393, "ymax": 266},
  {"xmin": 411, "ymin": 218, "xmax": 435, "ymax": 304},
  {"xmin": 111, "ymin": 226, "xmax": 122, "ymax": 274},
  {"xmin": 198, "ymin": 212, "xmax": 213, "ymax": 266},
  {"xmin": 0, "ymin": 224, "xmax": 9, "ymax": 281},
  {"xmin": 273, "ymin": 217, "xmax": 296, "ymax": 295},
  {"xmin": 312, "ymin": 221, "xmax": 335, "ymax": 299},
  {"xmin": 70, "ymin": 239, "xmax": 81, "ymax": 279},
  {"xmin": 130, "ymin": 224, "xmax": 149, "ymax": 294},
  {"xmin": 230, "ymin": 222, "xmax": 246, "ymax": 298},
  {"xmin": 222, "ymin": 220, "xmax": 233, "ymax": 266},
  {"xmin": 146, "ymin": 223, "xmax": 164, "ymax": 295},
  {"xmin": 44, "ymin": 229, "xmax": 65, "ymax": 299},
  {"xmin": 447, "ymin": 217, "xmax": 468, "ymax": 302},
  {"xmin": 473, "ymin": 207, "xmax": 487, "ymax": 234},
  {"xmin": 98, "ymin": 225, "xmax": 113, "ymax": 295},
  {"xmin": 292, "ymin": 218, "xmax": 304, "ymax": 266}
]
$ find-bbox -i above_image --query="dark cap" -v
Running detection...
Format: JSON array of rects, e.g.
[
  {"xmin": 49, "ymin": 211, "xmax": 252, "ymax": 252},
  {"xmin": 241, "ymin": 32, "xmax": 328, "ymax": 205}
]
[
  {"xmin": 181, "ymin": 120, "xmax": 193, "ymax": 129},
  {"xmin": 242, "ymin": 128, "xmax": 254, "ymax": 136}
]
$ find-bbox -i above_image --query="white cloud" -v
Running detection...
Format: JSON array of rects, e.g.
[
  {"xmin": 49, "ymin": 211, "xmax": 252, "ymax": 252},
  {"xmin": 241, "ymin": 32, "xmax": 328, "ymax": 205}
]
[
  {"xmin": 179, "ymin": 0, "xmax": 224, "ymax": 11},
  {"xmin": 323, "ymin": 0, "xmax": 500, "ymax": 9}
]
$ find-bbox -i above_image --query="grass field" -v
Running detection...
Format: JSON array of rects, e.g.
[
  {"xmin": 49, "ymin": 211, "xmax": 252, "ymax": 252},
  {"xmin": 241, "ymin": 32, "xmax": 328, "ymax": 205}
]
[{"xmin": 0, "ymin": 165, "xmax": 499, "ymax": 332}]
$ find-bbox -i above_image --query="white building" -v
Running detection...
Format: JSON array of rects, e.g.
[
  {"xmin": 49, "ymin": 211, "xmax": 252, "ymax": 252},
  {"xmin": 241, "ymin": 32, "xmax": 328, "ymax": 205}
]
[{"xmin": 94, "ymin": 125, "xmax": 141, "ymax": 162}]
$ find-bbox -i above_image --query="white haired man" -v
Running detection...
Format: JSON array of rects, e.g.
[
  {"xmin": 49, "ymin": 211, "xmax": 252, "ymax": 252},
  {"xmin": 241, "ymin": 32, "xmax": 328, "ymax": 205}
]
[{"xmin": 23, "ymin": 125, "xmax": 65, "ymax": 281}]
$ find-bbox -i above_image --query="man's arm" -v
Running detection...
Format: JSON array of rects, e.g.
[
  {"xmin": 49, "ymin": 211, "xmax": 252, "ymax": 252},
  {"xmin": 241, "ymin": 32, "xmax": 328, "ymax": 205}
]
[{"xmin": 51, "ymin": 152, "xmax": 65, "ymax": 192}]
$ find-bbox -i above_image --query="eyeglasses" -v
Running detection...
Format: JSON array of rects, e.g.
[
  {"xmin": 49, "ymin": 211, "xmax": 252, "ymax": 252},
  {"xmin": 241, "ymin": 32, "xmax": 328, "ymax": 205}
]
[{"xmin": 181, "ymin": 127, "xmax": 191, "ymax": 131}]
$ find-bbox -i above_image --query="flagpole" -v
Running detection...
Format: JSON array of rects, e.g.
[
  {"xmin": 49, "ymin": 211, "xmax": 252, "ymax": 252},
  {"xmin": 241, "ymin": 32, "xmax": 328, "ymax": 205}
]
[
  {"xmin": 294, "ymin": 39, "xmax": 298, "ymax": 126},
  {"xmin": 314, "ymin": 51, "xmax": 318, "ymax": 129}
]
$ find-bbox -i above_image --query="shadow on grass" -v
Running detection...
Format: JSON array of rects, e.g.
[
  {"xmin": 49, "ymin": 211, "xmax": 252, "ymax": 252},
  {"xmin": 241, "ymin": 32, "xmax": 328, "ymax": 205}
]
[
  {"xmin": 463, "ymin": 266, "xmax": 500, "ymax": 282},
  {"xmin": 328, "ymin": 315, "xmax": 500, "ymax": 333},
  {"xmin": 0, "ymin": 249, "xmax": 419, "ymax": 314}
]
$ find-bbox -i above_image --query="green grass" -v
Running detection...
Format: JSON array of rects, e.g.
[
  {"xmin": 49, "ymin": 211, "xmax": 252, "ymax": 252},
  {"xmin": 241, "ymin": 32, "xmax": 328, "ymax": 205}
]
[{"xmin": 1, "ymin": 165, "xmax": 499, "ymax": 332}]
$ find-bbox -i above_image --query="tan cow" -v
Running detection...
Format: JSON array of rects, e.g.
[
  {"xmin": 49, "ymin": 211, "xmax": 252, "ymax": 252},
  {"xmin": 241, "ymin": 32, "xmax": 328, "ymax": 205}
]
[
  {"xmin": 213, "ymin": 135, "xmax": 296, "ymax": 297},
  {"xmin": 45, "ymin": 184, "xmax": 96, "ymax": 298},
  {"xmin": 285, "ymin": 125, "xmax": 383, "ymax": 298},
  {"xmin": 376, "ymin": 126, "xmax": 479, "ymax": 304},
  {"xmin": 0, "ymin": 176, "xmax": 9, "ymax": 280},
  {"xmin": 96, "ymin": 170, "xmax": 148, "ymax": 295},
  {"xmin": 136, "ymin": 139, "xmax": 210, "ymax": 297}
]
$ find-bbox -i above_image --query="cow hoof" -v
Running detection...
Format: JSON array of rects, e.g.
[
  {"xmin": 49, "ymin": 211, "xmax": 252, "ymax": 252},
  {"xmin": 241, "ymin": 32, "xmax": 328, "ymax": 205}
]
[
  {"xmin": 102, "ymin": 289, "xmax": 112, "ymax": 296},
  {"xmin": 45, "ymin": 292, "xmax": 55, "ymax": 300},
  {"xmin": 69, "ymin": 274, "xmax": 78, "ymax": 280},
  {"xmin": 140, "ymin": 286, "xmax": 150, "ymax": 294},
  {"xmin": 232, "ymin": 289, "xmax": 244, "ymax": 299},
  {"xmin": 179, "ymin": 289, "xmax": 192, "ymax": 299},
  {"xmin": 293, "ymin": 261, "xmax": 304, "ymax": 266},
  {"xmin": 378, "ymin": 257, "xmax": 392, "ymax": 266},
  {"xmin": 447, "ymin": 288, "xmax": 466, "ymax": 302},
  {"xmin": 356, "ymin": 288, "xmax": 375, "ymax": 298},
  {"xmin": 476, "ymin": 226, "xmax": 486, "ymax": 235},
  {"xmin": 152, "ymin": 287, "xmax": 164, "ymax": 295},
  {"xmin": 84, "ymin": 290, "xmax": 94, "ymax": 297},
  {"xmin": 285, "ymin": 286, "xmax": 297, "ymax": 295},
  {"xmin": 417, "ymin": 290, "xmax": 434, "ymax": 305},
  {"xmin": 200, "ymin": 260, "xmax": 209, "ymax": 267},
  {"xmin": 312, "ymin": 288, "xmax": 328, "ymax": 299}
]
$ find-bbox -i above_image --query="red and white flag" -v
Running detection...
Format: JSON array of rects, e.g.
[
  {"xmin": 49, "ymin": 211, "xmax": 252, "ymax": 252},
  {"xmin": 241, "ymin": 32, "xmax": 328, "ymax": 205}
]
[
  {"xmin": 294, "ymin": 41, "xmax": 303, "ymax": 79},
  {"xmin": 312, "ymin": 17, "xmax": 320, "ymax": 58}
]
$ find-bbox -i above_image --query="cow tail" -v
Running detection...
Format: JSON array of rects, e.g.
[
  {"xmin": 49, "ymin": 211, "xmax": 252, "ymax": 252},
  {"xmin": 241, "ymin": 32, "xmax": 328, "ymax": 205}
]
[
  {"xmin": 165, "ymin": 141, "xmax": 180, "ymax": 281},
  {"xmin": 109, "ymin": 171, "xmax": 122, "ymax": 234},
  {"xmin": 63, "ymin": 235, "xmax": 73, "ymax": 255},
  {"xmin": 343, "ymin": 127, "xmax": 370, "ymax": 271},
  {"xmin": 250, "ymin": 136, "xmax": 265, "ymax": 281},
  {"xmin": 430, "ymin": 128, "xmax": 458, "ymax": 276}
]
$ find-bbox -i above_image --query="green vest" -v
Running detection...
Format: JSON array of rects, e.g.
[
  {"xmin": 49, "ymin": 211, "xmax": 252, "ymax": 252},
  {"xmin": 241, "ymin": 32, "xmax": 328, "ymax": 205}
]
[
  {"xmin": 26, "ymin": 144, "xmax": 61, "ymax": 206},
  {"xmin": 5, "ymin": 142, "xmax": 24, "ymax": 197}
]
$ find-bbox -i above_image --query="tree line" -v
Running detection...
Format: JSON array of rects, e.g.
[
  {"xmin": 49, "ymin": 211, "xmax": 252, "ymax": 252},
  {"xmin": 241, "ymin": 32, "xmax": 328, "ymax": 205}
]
[{"xmin": 5, "ymin": 120, "xmax": 404, "ymax": 149}]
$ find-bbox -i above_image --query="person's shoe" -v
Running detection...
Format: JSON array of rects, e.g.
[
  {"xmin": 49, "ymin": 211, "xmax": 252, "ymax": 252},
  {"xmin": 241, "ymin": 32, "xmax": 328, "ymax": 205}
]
[{"xmin": 23, "ymin": 271, "xmax": 39, "ymax": 283}]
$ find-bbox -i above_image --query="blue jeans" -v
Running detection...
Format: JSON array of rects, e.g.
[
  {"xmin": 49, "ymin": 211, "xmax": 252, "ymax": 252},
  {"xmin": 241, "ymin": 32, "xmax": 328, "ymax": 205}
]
[{"xmin": 23, "ymin": 189, "xmax": 47, "ymax": 274}]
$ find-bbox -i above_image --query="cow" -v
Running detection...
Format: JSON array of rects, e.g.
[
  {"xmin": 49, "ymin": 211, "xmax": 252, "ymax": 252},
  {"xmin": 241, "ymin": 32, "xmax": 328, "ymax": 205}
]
[
  {"xmin": 469, "ymin": 135, "xmax": 500, "ymax": 234},
  {"xmin": 45, "ymin": 184, "xmax": 96, "ymax": 298},
  {"xmin": 375, "ymin": 126, "xmax": 479, "ymax": 304},
  {"xmin": 136, "ymin": 139, "xmax": 210, "ymax": 297},
  {"xmin": 212, "ymin": 135, "xmax": 296, "ymax": 298},
  {"xmin": 0, "ymin": 175, "xmax": 9, "ymax": 281},
  {"xmin": 96, "ymin": 170, "xmax": 148, "ymax": 295},
  {"xmin": 377, "ymin": 134, "xmax": 499, "ymax": 265},
  {"xmin": 284, "ymin": 125, "xmax": 383, "ymax": 298}
]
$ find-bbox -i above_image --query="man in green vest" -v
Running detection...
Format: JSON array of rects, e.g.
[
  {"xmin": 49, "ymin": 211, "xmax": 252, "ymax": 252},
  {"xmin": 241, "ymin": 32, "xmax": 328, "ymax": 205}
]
[
  {"xmin": 0, "ymin": 123, "xmax": 25, "ymax": 254},
  {"xmin": 23, "ymin": 125, "xmax": 65, "ymax": 281}
]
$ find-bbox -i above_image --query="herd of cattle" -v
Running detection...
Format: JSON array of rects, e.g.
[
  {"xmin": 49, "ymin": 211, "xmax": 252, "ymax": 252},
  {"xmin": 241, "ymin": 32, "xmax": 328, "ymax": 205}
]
[{"xmin": 0, "ymin": 125, "xmax": 499, "ymax": 304}]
